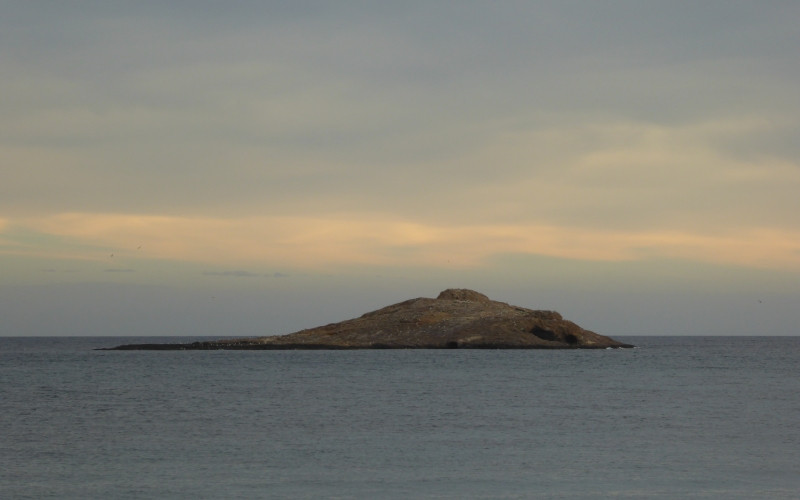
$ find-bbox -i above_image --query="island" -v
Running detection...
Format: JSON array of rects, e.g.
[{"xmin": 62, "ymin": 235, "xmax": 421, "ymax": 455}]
[{"xmin": 102, "ymin": 289, "xmax": 633, "ymax": 350}]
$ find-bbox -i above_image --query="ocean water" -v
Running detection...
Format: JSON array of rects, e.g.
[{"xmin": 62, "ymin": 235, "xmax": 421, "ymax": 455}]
[{"xmin": 1, "ymin": 336, "xmax": 798, "ymax": 499}]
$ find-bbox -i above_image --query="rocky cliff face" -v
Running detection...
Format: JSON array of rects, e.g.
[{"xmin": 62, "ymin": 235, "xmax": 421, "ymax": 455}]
[{"xmin": 104, "ymin": 289, "xmax": 633, "ymax": 350}]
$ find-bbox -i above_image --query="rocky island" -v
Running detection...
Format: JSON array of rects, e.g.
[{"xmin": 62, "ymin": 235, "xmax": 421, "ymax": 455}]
[{"xmin": 103, "ymin": 289, "xmax": 633, "ymax": 350}]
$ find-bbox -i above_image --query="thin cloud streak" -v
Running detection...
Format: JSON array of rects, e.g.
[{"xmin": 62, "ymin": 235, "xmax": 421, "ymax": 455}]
[{"xmin": 201, "ymin": 270, "xmax": 288, "ymax": 278}]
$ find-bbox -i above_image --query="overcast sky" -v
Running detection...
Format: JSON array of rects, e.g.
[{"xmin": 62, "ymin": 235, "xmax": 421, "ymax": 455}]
[{"xmin": 2, "ymin": 1, "xmax": 799, "ymax": 337}]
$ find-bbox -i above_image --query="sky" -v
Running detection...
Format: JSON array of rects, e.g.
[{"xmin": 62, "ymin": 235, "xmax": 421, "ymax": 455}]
[{"xmin": 2, "ymin": 1, "xmax": 799, "ymax": 337}]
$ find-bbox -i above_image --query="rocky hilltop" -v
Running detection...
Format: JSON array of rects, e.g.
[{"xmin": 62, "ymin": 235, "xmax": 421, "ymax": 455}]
[{"xmin": 104, "ymin": 289, "xmax": 633, "ymax": 350}]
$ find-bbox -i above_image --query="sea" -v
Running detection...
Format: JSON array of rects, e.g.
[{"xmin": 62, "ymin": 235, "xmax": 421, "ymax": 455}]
[{"xmin": 1, "ymin": 336, "xmax": 798, "ymax": 499}]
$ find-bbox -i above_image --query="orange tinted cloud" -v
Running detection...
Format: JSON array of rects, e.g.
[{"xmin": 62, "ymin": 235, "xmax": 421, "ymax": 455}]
[{"xmin": 11, "ymin": 212, "xmax": 800, "ymax": 271}]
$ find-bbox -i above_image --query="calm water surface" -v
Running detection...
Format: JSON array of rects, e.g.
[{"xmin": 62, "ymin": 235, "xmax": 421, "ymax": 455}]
[{"xmin": 2, "ymin": 336, "xmax": 799, "ymax": 499}]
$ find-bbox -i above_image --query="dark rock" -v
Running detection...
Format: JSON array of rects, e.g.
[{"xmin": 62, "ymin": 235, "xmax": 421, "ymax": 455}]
[{"xmin": 100, "ymin": 288, "xmax": 633, "ymax": 350}]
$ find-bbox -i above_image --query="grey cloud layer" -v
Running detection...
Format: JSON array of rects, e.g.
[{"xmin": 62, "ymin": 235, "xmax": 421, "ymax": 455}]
[{"xmin": 2, "ymin": 2, "xmax": 799, "ymax": 231}]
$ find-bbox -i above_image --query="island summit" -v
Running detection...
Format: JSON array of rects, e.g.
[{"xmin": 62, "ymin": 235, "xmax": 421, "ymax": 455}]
[{"xmin": 103, "ymin": 289, "xmax": 633, "ymax": 350}]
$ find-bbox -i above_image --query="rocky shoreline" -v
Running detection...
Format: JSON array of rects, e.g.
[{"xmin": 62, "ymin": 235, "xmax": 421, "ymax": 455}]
[{"xmin": 101, "ymin": 289, "xmax": 634, "ymax": 350}]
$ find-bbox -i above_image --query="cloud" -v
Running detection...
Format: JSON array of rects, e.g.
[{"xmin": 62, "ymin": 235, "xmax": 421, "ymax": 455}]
[
  {"xmin": 4, "ymin": 2, "xmax": 799, "ymax": 219},
  {"xmin": 2, "ymin": 2, "xmax": 800, "ymax": 276},
  {"xmin": 202, "ymin": 270, "xmax": 263, "ymax": 278},
  {"xmin": 448, "ymin": 117, "xmax": 800, "ymax": 231},
  {"xmin": 201, "ymin": 270, "xmax": 290, "ymax": 278},
  {"xmin": 8, "ymin": 212, "xmax": 800, "ymax": 272}
]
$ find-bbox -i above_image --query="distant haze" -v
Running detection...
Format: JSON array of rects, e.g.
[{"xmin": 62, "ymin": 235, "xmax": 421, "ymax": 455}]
[{"xmin": 2, "ymin": 2, "xmax": 799, "ymax": 336}]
